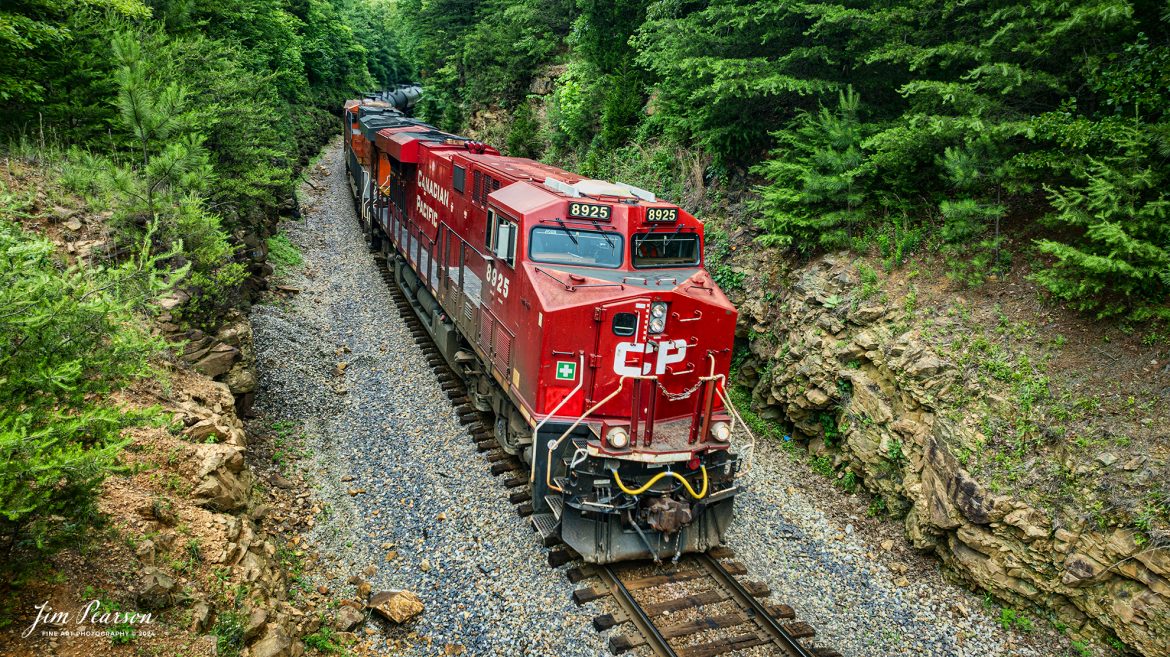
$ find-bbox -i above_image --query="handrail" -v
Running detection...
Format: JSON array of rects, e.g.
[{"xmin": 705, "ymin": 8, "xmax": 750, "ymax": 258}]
[
  {"xmin": 545, "ymin": 376, "xmax": 640, "ymax": 492},
  {"xmin": 529, "ymin": 353, "xmax": 584, "ymax": 483},
  {"xmin": 533, "ymin": 267, "xmax": 570, "ymax": 289}
]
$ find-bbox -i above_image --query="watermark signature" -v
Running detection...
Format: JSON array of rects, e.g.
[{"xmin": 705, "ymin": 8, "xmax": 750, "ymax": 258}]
[{"xmin": 22, "ymin": 600, "xmax": 156, "ymax": 640}]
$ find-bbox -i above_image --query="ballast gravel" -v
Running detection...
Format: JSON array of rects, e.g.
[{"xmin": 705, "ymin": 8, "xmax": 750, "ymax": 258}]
[{"xmin": 250, "ymin": 139, "xmax": 1072, "ymax": 657}]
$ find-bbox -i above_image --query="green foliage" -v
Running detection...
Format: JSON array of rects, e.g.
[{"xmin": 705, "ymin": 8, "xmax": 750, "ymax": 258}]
[
  {"xmin": 0, "ymin": 0, "xmax": 150, "ymax": 103},
  {"xmin": 635, "ymin": 0, "xmax": 836, "ymax": 159},
  {"xmin": 410, "ymin": 0, "xmax": 1170, "ymax": 321},
  {"xmin": 395, "ymin": 0, "xmax": 572, "ymax": 129},
  {"xmin": 266, "ymin": 232, "xmax": 302, "ymax": 277},
  {"xmin": 98, "ymin": 32, "xmax": 245, "ymax": 320},
  {"xmin": 1032, "ymin": 141, "xmax": 1170, "ymax": 319},
  {"xmin": 304, "ymin": 626, "xmax": 347, "ymax": 653},
  {"xmin": 2, "ymin": 0, "xmax": 407, "ymax": 280},
  {"xmin": 213, "ymin": 609, "xmax": 246, "ymax": 657},
  {"xmin": 506, "ymin": 99, "xmax": 543, "ymax": 158},
  {"xmin": 751, "ymin": 88, "xmax": 868, "ymax": 251},
  {"xmin": 0, "ymin": 212, "xmax": 174, "ymax": 558},
  {"xmin": 998, "ymin": 607, "xmax": 1034, "ymax": 633}
]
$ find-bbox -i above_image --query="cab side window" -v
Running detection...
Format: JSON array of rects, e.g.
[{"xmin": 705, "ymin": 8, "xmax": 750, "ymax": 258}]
[
  {"xmin": 453, "ymin": 165, "xmax": 466, "ymax": 194},
  {"xmin": 486, "ymin": 208, "xmax": 516, "ymax": 267}
]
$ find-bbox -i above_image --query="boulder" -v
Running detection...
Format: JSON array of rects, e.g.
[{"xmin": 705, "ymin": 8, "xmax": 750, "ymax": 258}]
[
  {"xmin": 137, "ymin": 566, "xmax": 177, "ymax": 609},
  {"xmin": 333, "ymin": 605, "xmax": 365, "ymax": 631},
  {"xmin": 190, "ymin": 601, "xmax": 212, "ymax": 632},
  {"xmin": 250, "ymin": 626, "xmax": 292, "ymax": 657},
  {"xmin": 190, "ymin": 443, "xmax": 251, "ymax": 511},
  {"xmin": 368, "ymin": 590, "xmax": 424, "ymax": 624},
  {"xmin": 244, "ymin": 607, "xmax": 268, "ymax": 641},
  {"xmin": 193, "ymin": 342, "xmax": 240, "ymax": 378},
  {"xmin": 804, "ymin": 387, "xmax": 831, "ymax": 407},
  {"xmin": 225, "ymin": 361, "xmax": 258, "ymax": 395},
  {"xmin": 1063, "ymin": 553, "xmax": 1106, "ymax": 587},
  {"xmin": 184, "ymin": 419, "xmax": 226, "ymax": 443}
]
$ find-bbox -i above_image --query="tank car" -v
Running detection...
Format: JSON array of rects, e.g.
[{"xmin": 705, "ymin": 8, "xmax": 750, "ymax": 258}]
[{"xmin": 342, "ymin": 93, "xmax": 743, "ymax": 563}]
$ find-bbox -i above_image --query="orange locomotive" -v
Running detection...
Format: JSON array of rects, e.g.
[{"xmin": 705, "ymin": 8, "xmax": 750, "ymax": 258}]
[{"xmin": 344, "ymin": 90, "xmax": 745, "ymax": 563}]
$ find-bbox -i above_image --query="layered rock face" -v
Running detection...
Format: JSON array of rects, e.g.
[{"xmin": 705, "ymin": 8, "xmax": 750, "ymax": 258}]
[
  {"xmin": 734, "ymin": 255, "xmax": 1168, "ymax": 655},
  {"xmin": 144, "ymin": 375, "xmax": 310, "ymax": 657}
]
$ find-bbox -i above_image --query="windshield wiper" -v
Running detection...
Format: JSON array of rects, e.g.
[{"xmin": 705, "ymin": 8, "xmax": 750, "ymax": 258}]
[
  {"xmin": 660, "ymin": 223, "xmax": 685, "ymax": 251},
  {"xmin": 552, "ymin": 217, "xmax": 578, "ymax": 245},
  {"xmin": 587, "ymin": 219, "xmax": 615, "ymax": 249}
]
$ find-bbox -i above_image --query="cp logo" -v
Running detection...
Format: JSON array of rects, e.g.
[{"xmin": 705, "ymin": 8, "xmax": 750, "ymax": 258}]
[{"xmin": 613, "ymin": 340, "xmax": 687, "ymax": 376}]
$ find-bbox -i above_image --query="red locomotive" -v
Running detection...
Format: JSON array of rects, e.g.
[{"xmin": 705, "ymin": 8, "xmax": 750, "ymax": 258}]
[{"xmin": 343, "ymin": 91, "xmax": 743, "ymax": 563}]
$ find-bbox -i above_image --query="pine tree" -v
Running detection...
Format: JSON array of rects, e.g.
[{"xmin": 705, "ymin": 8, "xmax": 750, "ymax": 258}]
[
  {"xmin": 1033, "ymin": 150, "xmax": 1170, "ymax": 319},
  {"xmin": 937, "ymin": 142, "xmax": 1009, "ymax": 285},
  {"xmin": 750, "ymin": 87, "xmax": 868, "ymax": 251},
  {"xmin": 0, "ymin": 217, "xmax": 177, "ymax": 557},
  {"xmin": 108, "ymin": 32, "xmax": 245, "ymax": 319}
]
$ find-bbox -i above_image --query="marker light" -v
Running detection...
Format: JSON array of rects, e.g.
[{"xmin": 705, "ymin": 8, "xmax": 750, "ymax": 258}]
[
  {"xmin": 711, "ymin": 421, "xmax": 732, "ymax": 442},
  {"xmin": 606, "ymin": 427, "xmax": 630, "ymax": 449}
]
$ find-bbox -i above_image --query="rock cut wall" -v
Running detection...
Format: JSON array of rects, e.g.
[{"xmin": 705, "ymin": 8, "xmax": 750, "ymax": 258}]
[{"xmin": 734, "ymin": 254, "xmax": 1169, "ymax": 656}]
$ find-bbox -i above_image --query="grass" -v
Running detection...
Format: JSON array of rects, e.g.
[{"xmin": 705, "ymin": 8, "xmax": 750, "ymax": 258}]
[
  {"xmin": 706, "ymin": 227, "xmax": 746, "ymax": 292},
  {"xmin": 857, "ymin": 262, "xmax": 880, "ymax": 300},
  {"xmin": 213, "ymin": 610, "xmax": 246, "ymax": 657},
  {"xmin": 266, "ymin": 232, "xmax": 302, "ymax": 276},
  {"xmin": 998, "ymin": 607, "xmax": 1034, "ymax": 632},
  {"xmin": 304, "ymin": 626, "xmax": 351, "ymax": 654}
]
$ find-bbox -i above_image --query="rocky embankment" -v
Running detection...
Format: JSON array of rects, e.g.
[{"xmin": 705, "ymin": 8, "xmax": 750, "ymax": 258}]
[
  {"xmin": 0, "ymin": 360, "xmax": 314, "ymax": 657},
  {"xmin": 729, "ymin": 251, "xmax": 1169, "ymax": 655}
]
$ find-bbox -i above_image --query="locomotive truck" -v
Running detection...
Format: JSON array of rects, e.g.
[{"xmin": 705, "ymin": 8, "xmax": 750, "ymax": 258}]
[{"xmin": 343, "ymin": 92, "xmax": 743, "ymax": 563}]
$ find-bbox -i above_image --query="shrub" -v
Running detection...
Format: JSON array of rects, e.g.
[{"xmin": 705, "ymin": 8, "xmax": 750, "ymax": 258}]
[
  {"xmin": 0, "ymin": 215, "xmax": 175, "ymax": 558},
  {"xmin": 1033, "ymin": 151, "xmax": 1170, "ymax": 320},
  {"xmin": 751, "ymin": 87, "xmax": 868, "ymax": 252}
]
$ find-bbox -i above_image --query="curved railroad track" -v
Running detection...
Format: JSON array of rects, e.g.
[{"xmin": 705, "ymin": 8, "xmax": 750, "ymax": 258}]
[{"xmin": 367, "ymin": 235, "xmax": 840, "ymax": 657}]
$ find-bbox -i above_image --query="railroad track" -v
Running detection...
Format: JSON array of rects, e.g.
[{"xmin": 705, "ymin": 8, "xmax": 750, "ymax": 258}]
[
  {"xmin": 571, "ymin": 552, "xmax": 837, "ymax": 657},
  {"xmin": 369, "ymin": 244, "xmax": 839, "ymax": 657}
]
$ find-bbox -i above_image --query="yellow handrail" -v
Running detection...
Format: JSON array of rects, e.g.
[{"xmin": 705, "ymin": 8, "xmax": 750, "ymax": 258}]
[{"xmin": 612, "ymin": 465, "xmax": 708, "ymax": 500}]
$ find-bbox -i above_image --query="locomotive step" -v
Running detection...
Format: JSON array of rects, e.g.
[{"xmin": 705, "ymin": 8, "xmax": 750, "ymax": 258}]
[
  {"xmin": 544, "ymin": 494, "xmax": 564, "ymax": 520},
  {"xmin": 530, "ymin": 513, "xmax": 561, "ymax": 547}
]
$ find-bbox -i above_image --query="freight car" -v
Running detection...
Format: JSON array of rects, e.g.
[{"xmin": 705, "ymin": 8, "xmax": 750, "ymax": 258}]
[{"xmin": 342, "ymin": 93, "xmax": 744, "ymax": 564}]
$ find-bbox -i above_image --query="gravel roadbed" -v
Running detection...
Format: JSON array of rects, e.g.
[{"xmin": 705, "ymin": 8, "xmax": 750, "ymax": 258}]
[
  {"xmin": 251, "ymin": 139, "xmax": 1071, "ymax": 657},
  {"xmin": 251, "ymin": 142, "xmax": 597, "ymax": 656}
]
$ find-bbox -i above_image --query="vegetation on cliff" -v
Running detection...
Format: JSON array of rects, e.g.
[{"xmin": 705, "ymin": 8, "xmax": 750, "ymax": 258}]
[
  {"xmin": 0, "ymin": 0, "xmax": 405, "ymax": 563},
  {"xmin": 390, "ymin": 0, "xmax": 1169, "ymax": 322}
]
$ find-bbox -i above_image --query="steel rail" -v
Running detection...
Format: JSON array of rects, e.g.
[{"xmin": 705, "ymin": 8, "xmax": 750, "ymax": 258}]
[
  {"xmin": 696, "ymin": 554, "xmax": 816, "ymax": 657},
  {"xmin": 598, "ymin": 564, "xmax": 679, "ymax": 657}
]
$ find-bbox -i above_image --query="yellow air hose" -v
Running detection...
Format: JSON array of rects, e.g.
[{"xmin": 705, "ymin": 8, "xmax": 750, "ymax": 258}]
[{"xmin": 612, "ymin": 465, "xmax": 709, "ymax": 500}]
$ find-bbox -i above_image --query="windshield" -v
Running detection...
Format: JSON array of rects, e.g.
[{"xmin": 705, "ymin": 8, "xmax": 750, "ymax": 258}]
[
  {"xmin": 632, "ymin": 233, "xmax": 701, "ymax": 268},
  {"xmin": 529, "ymin": 226, "xmax": 624, "ymax": 268}
]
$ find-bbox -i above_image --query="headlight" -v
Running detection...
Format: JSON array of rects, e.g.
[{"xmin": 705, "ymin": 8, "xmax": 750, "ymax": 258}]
[
  {"xmin": 606, "ymin": 427, "xmax": 630, "ymax": 449},
  {"xmin": 650, "ymin": 302, "xmax": 667, "ymax": 318},
  {"xmin": 711, "ymin": 421, "xmax": 731, "ymax": 442},
  {"xmin": 649, "ymin": 316, "xmax": 666, "ymax": 334}
]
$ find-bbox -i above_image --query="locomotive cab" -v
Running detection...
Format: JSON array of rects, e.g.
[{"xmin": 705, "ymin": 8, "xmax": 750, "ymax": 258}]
[{"xmin": 480, "ymin": 177, "xmax": 740, "ymax": 563}]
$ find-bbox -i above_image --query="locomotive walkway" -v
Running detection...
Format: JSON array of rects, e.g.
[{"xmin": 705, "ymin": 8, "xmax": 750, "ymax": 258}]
[{"xmin": 248, "ymin": 138, "xmax": 1070, "ymax": 657}]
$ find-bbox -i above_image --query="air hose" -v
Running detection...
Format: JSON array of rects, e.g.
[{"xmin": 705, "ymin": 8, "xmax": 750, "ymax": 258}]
[{"xmin": 612, "ymin": 465, "xmax": 708, "ymax": 500}]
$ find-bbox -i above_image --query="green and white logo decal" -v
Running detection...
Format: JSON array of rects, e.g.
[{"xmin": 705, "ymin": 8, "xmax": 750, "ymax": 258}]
[{"xmin": 555, "ymin": 361, "xmax": 577, "ymax": 381}]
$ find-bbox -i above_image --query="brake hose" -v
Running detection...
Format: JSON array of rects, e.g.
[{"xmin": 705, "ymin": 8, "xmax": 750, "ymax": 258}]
[{"xmin": 612, "ymin": 465, "xmax": 708, "ymax": 500}]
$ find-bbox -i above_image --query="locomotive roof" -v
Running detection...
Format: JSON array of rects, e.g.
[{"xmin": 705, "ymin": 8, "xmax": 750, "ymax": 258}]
[{"xmin": 358, "ymin": 114, "xmax": 416, "ymax": 141}]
